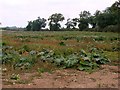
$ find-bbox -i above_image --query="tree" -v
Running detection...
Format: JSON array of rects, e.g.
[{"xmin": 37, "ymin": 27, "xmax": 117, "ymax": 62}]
[
  {"xmin": 94, "ymin": 10, "xmax": 101, "ymax": 16},
  {"xmin": 87, "ymin": 10, "xmax": 101, "ymax": 29},
  {"xmin": 26, "ymin": 17, "xmax": 46, "ymax": 31},
  {"xmin": 78, "ymin": 11, "xmax": 91, "ymax": 30},
  {"xmin": 105, "ymin": 0, "xmax": 120, "ymax": 24},
  {"xmin": 95, "ymin": 0, "xmax": 120, "ymax": 29},
  {"xmin": 88, "ymin": 16, "xmax": 96, "ymax": 28},
  {"xmin": 65, "ymin": 18, "xmax": 78, "ymax": 29},
  {"xmin": 79, "ymin": 11, "xmax": 91, "ymax": 19},
  {"xmin": 34, "ymin": 17, "xmax": 46, "ymax": 31},
  {"xmin": 26, "ymin": 21, "xmax": 32, "ymax": 31},
  {"xmin": 78, "ymin": 18, "xmax": 89, "ymax": 30},
  {"xmin": 48, "ymin": 13, "xmax": 65, "ymax": 30},
  {"xmin": 96, "ymin": 13, "xmax": 117, "ymax": 29}
]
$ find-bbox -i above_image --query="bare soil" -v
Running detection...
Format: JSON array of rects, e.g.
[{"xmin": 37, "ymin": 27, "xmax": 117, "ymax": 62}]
[{"xmin": 2, "ymin": 65, "xmax": 119, "ymax": 88}]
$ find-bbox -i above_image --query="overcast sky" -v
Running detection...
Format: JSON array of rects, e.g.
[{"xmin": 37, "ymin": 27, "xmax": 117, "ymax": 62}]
[{"xmin": 0, "ymin": 0, "xmax": 116, "ymax": 27}]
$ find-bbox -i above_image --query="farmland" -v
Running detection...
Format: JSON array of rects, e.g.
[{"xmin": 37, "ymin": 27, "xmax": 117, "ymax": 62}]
[{"xmin": 1, "ymin": 30, "xmax": 120, "ymax": 88}]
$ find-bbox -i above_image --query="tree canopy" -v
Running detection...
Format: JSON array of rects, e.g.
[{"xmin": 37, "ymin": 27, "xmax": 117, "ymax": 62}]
[
  {"xmin": 26, "ymin": 0, "xmax": 120, "ymax": 32},
  {"xmin": 26, "ymin": 17, "xmax": 46, "ymax": 31},
  {"xmin": 48, "ymin": 13, "xmax": 65, "ymax": 31}
]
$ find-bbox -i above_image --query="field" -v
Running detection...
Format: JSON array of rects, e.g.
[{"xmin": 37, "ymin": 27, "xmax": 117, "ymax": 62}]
[{"xmin": 1, "ymin": 31, "xmax": 120, "ymax": 88}]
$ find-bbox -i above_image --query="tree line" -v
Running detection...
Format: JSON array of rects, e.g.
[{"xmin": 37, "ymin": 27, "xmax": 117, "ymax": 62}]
[{"xmin": 26, "ymin": 1, "xmax": 120, "ymax": 32}]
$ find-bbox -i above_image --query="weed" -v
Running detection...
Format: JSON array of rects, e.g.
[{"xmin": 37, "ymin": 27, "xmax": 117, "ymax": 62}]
[
  {"xmin": 37, "ymin": 68, "xmax": 52, "ymax": 74},
  {"xmin": 10, "ymin": 74, "xmax": 20, "ymax": 80},
  {"xmin": 59, "ymin": 41, "xmax": 66, "ymax": 46}
]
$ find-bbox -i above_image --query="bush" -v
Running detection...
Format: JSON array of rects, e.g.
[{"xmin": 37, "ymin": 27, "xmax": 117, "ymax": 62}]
[{"xmin": 103, "ymin": 25, "xmax": 119, "ymax": 32}]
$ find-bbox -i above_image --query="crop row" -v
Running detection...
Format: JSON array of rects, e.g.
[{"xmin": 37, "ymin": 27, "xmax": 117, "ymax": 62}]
[
  {"xmin": 2, "ymin": 45, "xmax": 110, "ymax": 72},
  {"xmin": 14, "ymin": 35, "xmax": 120, "ymax": 41}
]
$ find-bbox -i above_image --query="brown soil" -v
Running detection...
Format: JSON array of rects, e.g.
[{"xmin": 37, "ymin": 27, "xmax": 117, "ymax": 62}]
[{"xmin": 2, "ymin": 65, "xmax": 119, "ymax": 88}]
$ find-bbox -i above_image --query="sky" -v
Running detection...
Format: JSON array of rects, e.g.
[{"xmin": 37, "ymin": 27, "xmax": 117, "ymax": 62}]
[{"xmin": 0, "ymin": 0, "xmax": 116, "ymax": 28}]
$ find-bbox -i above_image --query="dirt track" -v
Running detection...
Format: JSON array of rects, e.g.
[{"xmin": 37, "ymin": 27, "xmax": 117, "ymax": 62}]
[{"xmin": 2, "ymin": 65, "xmax": 119, "ymax": 88}]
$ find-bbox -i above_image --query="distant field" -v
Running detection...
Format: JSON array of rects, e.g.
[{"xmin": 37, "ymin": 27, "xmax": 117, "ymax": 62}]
[{"xmin": 2, "ymin": 31, "xmax": 119, "ymax": 60}]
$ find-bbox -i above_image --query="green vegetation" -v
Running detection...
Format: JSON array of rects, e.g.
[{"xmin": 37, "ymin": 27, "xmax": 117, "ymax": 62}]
[
  {"xmin": 10, "ymin": 74, "xmax": 20, "ymax": 80},
  {"xmin": 59, "ymin": 41, "xmax": 66, "ymax": 46},
  {"xmin": 2, "ymin": 31, "xmax": 119, "ymax": 73}
]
